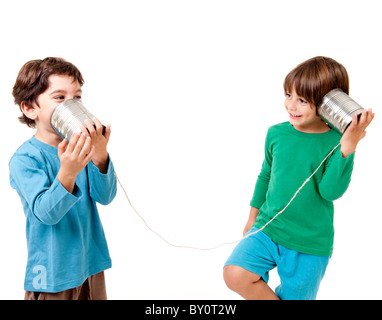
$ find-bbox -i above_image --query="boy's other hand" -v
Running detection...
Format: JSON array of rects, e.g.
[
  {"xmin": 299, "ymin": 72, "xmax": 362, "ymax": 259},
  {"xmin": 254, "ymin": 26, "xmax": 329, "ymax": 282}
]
[
  {"xmin": 81, "ymin": 118, "xmax": 110, "ymax": 173},
  {"xmin": 243, "ymin": 207, "xmax": 259, "ymax": 236}
]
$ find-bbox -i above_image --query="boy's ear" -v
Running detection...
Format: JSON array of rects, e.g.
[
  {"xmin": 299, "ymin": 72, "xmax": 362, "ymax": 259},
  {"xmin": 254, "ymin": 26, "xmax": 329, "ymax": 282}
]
[{"xmin": 20, "ymin": 101, "xmax": 38, "ymax": 121}]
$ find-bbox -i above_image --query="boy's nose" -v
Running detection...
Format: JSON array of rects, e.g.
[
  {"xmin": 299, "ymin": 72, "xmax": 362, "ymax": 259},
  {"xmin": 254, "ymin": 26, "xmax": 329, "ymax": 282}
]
[{"xmin": 287, "ymin": 99, "xmax": 297, "ymax": 111}]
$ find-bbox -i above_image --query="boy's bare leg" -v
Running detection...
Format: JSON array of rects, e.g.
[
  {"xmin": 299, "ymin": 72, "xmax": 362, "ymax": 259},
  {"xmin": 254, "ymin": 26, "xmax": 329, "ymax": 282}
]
[{"xmin": 223, "ymin": 265, "xmax": 279, "ymax": 300}]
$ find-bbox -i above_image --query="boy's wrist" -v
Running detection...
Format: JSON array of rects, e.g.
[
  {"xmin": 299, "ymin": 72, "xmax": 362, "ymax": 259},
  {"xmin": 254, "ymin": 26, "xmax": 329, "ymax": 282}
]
[
  {"xmin": 91, "ymin": 153, "xmax": 109, "ymax": 173},
  {"xmin": 57, "ymin": 170, "xmax": 76, "ymax": 193},
  {"xmin": 340, "ymin": 143, "xmax": 356, "ymax": 158}
]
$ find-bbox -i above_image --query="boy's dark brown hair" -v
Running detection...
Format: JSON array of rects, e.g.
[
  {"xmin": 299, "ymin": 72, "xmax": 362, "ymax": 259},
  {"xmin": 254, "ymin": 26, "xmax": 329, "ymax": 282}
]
[
  {"xmin": 12, "ymin": 57, "xmax": 84, "ymax": 128},
  {"xmin": 283, "ymin": 56, "xmax": 349, "ymax": 107}
]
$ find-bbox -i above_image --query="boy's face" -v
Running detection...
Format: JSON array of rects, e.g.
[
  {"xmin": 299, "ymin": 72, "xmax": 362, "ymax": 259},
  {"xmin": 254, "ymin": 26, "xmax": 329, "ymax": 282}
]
[
  {"xmin": 32, "ymin": 74, "xmax": 82, "ymax": 144},
  {"xmin": 284, "ymin": 88, "xmax": 326, "ymax": 133}
]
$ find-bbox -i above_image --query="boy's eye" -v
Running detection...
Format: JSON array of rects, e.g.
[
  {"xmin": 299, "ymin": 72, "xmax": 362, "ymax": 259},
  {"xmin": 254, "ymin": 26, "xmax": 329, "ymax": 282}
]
[
  {"xmin": 299, "ymin": 98, "xmax": 307, "ymax": 104},
  {"xmin": 285, "ymin": 93, "xmax": 292, "ymax": 98},
  {"xmin": 55, "ymin": 96, "xmax": 65, "ymax": 100},
  {"xmin": 74, "ymin": 96, "xmax": 82, "ymax": 100}
]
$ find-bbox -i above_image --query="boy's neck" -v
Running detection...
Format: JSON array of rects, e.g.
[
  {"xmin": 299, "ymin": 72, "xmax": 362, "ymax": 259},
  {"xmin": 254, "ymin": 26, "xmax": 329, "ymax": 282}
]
[
  {"xmin": 292, "ymin": 121, "xmax": 331, "ymax": 134},
  {"xmin": 34, "ymin": 129, "xmax": 63, "ymax": 148}
]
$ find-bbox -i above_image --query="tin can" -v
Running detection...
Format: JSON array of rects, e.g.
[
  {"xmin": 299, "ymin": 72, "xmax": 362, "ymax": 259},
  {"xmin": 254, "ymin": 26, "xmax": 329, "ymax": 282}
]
[
  {"xmin": 50, "ymin": 99, "xmax": 105, "ymax": 141},
  {"xmin": 318, "ymin": 89, "xmax": 364, "ymax": 135}
]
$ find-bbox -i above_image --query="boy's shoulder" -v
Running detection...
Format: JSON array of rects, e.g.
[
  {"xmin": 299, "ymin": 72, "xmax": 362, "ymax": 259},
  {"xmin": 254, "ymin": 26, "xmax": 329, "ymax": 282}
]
[
  {"xmin": 269, "ymin": 121, "xmax": 290, "ymax": 130},
  {"xmin": 267, "ymin": 121, "xmax": 290, "ymax": 135},
  {"xmin": 9, "ymin": 137, "xmax": 45, "ymax": 165},
  {"xmin": 12, "ymin": 137, "xmax": 36, "ymax": 154}
]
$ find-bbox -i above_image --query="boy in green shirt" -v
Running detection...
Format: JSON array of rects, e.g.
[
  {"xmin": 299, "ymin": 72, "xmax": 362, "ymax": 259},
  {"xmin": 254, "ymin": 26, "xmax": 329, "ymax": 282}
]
[{"xmin": 223, "ymin": 56, "xmax": 374, "ymax": 300}]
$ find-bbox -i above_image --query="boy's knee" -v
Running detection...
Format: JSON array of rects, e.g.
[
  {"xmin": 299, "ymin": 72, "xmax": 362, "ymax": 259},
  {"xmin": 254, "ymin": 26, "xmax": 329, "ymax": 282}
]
[
  {"xmin": 223, "ymin": 265, "xmax": 260, "ymax": 292},
  {"xmin": 223, "ymin": 265, "xmax": 239, "ymax": 290}
]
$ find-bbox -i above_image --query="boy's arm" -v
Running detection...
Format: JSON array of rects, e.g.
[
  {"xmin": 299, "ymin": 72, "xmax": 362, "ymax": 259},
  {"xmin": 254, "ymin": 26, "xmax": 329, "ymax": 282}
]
[
  {"xmin": 250, "ymin": 130, "xmax": 272, "ymax": 208},
  {"xmin": 246, "ymin": 130, "xmax": 273, "ymax": 235},
  {"xmin": 318, "ymin": 147, "xmax": 354, "ymax": 201},
  {"xmin": 9, "ymin": 132, "xmax": 95, "ymax": 225},
  {"xmin": 87, "ymin": 157, "xmax": 117, "ymax": 205},
  {"xmin": 319, "ymin": 109, "xmax": 374, "ymax": 201},
  {"xmin": 82, "ymin": 119, "xmax": 117, "ymax": 205},
  {"xmin": 9, "ymin": 154, "xmax": 82, "ymax": 225}
]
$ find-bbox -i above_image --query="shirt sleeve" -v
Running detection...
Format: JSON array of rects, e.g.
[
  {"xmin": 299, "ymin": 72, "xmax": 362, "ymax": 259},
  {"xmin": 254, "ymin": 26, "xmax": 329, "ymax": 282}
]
[
  {"xmin": 250, "ymin": 131, "xmax": 272, "ymax": 208},
  {"xmin": 9, "ymin": 154, "xmax": 82, "ymax": 225},
  {"xmin": 318, "ymin": 146, "xmax": 355, "ymax": 201},
  {"xmin": 87, "ymin": 156, "xmax": 117, "ymax": 205}
]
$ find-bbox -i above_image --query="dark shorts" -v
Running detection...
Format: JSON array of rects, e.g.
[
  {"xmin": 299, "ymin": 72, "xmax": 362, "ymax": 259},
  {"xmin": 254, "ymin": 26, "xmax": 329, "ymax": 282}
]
[{"xmin": 24, "ymin": 271, "xmax": 107, "ymax": 300}]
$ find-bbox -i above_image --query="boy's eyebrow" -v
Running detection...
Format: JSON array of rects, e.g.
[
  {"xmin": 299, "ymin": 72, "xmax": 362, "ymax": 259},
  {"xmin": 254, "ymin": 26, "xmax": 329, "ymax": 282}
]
[{"xmin": 49, "ymin": 89, "xmax": 82, "ymax": 96}]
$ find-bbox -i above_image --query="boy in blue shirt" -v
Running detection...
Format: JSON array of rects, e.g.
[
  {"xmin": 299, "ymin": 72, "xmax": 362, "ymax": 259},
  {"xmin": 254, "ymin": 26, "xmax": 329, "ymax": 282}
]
[{"xmin": 9, "ymin": 57, "xmax": 117, "ymax": 300}]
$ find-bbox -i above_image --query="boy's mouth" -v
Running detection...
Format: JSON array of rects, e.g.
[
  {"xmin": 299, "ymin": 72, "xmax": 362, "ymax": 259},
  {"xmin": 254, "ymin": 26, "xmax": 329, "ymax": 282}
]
[{"xmin": 289, "ymin": 113, "xmax": 302, "ymax": 120}]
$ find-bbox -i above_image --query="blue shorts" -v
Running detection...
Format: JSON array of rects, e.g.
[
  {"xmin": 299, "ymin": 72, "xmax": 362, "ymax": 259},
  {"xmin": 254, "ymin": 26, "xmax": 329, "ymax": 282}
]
[{"xmin": 224, "ymin": 227, "xmax": 330, "ymax": 300}]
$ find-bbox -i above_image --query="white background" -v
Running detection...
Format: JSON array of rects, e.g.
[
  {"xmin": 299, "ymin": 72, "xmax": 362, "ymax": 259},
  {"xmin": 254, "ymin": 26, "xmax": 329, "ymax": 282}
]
[{"xmin": 0, "ymin": 0, "xmax": 381, "ymax": 300}]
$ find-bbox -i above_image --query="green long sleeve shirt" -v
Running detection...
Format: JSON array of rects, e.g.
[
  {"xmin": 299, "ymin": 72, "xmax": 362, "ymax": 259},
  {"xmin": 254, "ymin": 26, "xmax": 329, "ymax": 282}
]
[{"xmin": 251, "ymin": 122, "xmax": 354, "ymax": 256}]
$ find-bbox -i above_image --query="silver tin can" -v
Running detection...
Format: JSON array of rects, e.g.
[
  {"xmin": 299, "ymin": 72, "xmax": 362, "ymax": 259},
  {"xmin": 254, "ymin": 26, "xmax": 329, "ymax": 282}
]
[
  {"xmin": 51, "ymin": 99, "xmax": 104, "ymax": 142},
  {"xmin": 318, "ymin": 89, "xmax": 364, "ymax": 135}
]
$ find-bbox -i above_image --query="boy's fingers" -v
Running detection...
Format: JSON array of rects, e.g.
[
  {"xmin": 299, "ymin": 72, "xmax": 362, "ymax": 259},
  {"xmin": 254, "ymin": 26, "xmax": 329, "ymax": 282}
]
[
  {"xmin": 103, "ymin": 124, "xmax": 111, "ymax": 141},
  {"xmin": 83, "ymin": 145, "xmax": 95, "ymax": 164},
  {"xmin": 347, "ymin": 114, "xmax": 358, "ymax": 132},
  {"xmin": 93, "ymin": 118, "xmax": 103, "ymax": 134},
  {"xmin": 359, "ymin": 109, "xmax": 368, "ymax": 126},
  {"xmin": 79, "ymin": 136, "xmax": 93, "ymax": 158},
  {"xmin": 352, "ymin": 113, "xmax": 358, "ymax": 125},
  {"xmin": 359, "ymin": 109, "xmax": 375, "ymax": 130},
  {"xmin": 72, "ymin": 133, "xmax": 87, "ymax": 156},
  {"xmin": 66, "ymin": 132, "xmax": 80, "ymax": 153},
  {"xmin": 83, "ymin": 120, "xmax": 96, "ymax": 136},
  {"xmin": 57, "ymin": 139, "xmax": 67, "ymax": 156},
  {"xmin": 367, "ymin": 109, "xmax": 375, "ymax": 123},
  {"xmin": 79, "ymin": 123, "xmax": 90, "ymax": 136}
]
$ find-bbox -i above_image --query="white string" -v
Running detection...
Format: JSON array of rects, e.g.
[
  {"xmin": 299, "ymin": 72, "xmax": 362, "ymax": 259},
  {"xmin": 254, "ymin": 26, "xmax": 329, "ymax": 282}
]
[
  {"xmin": 115, "ymin": 142, "xmax": 340, "ymax": 250},
  {"xmin": 243, "ymin": 142, "xmax": 340, "ymax": 240}
]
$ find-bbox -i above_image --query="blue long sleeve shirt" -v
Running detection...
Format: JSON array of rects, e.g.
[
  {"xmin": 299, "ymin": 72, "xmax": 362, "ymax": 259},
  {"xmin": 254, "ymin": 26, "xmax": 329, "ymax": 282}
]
[{"xmin": 9, "ymin": 136, "xmax": 117, "ymax": 292}]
